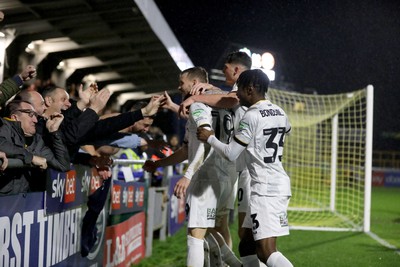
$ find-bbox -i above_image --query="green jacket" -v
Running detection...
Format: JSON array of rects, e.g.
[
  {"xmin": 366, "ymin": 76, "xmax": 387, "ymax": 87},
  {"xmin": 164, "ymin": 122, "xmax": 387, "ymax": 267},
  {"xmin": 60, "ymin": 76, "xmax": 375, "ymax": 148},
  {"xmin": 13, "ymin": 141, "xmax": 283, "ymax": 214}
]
[{"xmin": 0, "ymin": 76, "xmax": 23, "ymax": 106}]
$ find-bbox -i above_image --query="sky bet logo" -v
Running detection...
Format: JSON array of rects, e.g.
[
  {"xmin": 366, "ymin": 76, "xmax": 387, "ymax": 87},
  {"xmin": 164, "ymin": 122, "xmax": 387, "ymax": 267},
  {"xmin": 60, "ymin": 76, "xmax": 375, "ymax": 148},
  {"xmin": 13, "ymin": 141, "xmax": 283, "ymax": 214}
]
[
  {"xmin": 51, "ymin": 169, "xmax": 77, "ymax": 203},
  {"xmin": 112, "ymin": 185, "xmax": 122, "ymax": 210}
]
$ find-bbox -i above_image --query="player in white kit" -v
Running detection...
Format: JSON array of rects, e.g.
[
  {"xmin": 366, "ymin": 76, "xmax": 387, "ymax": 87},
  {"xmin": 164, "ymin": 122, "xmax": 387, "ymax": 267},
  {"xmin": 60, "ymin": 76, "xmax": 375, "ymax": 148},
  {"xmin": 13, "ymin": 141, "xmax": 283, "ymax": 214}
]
[
  {"xmin": 180, "ymin": 51, "xmax": 264, "ymax": 266},
  {"xmin": 143, "ymin": 67, "xmax": 240, "ymax": 267},
  {"xmin": 197, "ymin": 69, "xmax": 294, "ymax": 267}
]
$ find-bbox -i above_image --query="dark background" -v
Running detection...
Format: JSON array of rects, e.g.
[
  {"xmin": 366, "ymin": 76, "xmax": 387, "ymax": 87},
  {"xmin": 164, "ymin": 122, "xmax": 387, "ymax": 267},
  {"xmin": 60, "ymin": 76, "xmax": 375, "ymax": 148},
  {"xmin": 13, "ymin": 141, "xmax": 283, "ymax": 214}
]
[{"xmin": 154, "ymin": 0, "xmax": 400, "ymax": 151}]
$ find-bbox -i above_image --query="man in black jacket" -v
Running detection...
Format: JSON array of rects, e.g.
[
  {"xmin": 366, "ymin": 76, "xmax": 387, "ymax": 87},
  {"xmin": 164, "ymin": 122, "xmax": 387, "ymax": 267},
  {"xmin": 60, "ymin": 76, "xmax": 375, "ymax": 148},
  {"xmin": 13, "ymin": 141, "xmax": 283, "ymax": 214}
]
[{"xmin": 0, "ymin": 100, "xmax": 70, "ymax": 195}]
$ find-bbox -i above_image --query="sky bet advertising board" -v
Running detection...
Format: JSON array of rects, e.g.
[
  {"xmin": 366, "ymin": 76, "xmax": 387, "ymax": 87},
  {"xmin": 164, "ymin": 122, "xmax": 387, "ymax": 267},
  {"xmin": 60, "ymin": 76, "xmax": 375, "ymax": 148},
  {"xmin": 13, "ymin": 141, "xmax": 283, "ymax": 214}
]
[
  {"xmin": 1, "ymin": 164, "xmax": 149, "ymax": 266},
  {"xmin": 0, "ymin": 192, "xmax": 104, "ymax": 266},
  {"xmin": 45, "ymin": 165, "xmax": 107, "ymax": 213}
]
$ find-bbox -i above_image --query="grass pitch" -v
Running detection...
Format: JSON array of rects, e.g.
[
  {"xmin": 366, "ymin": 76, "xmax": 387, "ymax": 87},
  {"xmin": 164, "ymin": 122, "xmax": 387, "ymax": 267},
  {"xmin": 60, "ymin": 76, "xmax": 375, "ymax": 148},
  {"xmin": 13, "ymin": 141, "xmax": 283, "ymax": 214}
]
[{"xmin": 135, "ymin": 187, "xmax": 400, "ymax": 266}]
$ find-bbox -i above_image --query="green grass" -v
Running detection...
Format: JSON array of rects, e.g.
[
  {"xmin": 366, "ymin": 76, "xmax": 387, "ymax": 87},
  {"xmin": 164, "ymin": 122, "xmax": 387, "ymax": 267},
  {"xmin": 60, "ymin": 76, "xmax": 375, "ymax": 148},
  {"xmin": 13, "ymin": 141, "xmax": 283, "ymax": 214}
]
[{"xmin": 135, "ymin": 187, "xmax": 400, "ymax": 266}]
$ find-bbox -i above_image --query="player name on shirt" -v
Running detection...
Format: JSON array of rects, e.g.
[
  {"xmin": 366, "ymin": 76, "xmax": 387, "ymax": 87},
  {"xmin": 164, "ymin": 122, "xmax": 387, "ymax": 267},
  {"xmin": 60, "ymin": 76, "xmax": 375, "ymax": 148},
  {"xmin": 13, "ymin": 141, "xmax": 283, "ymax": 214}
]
[{"xmin": 259, "ymin": 108, "xmax": 284, "ymax": 117}]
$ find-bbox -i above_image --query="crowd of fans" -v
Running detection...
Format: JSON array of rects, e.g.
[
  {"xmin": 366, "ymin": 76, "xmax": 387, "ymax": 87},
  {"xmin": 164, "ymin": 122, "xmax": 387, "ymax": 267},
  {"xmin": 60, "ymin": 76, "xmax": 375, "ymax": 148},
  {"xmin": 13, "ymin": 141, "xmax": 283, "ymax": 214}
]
[
  {"xmin": 0, "ymin": 64, "xmax": 171, "ymax": 194},
  {"xmin": 0, "ymin": 64, "xmax": 173, "ymax": 256}
]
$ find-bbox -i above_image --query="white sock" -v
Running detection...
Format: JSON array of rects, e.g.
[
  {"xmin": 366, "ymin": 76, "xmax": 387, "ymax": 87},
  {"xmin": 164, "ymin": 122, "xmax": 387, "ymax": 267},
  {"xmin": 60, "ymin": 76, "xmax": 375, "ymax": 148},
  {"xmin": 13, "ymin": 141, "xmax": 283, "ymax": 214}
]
[
  {"xmin": 187, "ymin": 235, "xmax": 204, "ymax": 267},
  {"xmin": 241, "ymin": 254, "xmax": 261, "ymax": 267},
  {"xmin": 266, "ymin": 252, "xmax": 293, "ymax": 267},
  {"xmin": 220, "ymin": 244, "xmax": 242, "ymax": 267}
]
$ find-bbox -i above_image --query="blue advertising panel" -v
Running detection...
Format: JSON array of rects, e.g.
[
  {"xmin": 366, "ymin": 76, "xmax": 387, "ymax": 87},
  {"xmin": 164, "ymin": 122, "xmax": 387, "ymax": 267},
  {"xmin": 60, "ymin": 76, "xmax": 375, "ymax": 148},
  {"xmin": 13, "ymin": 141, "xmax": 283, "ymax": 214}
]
[
  {"xmin": 167, "ymin": 175, "xmax": 186, "ymax": 236},
  {"xmin": 384, "ymin": 170, "xmax": 400, "ymax": 187},
  {"xmin": 110, "ymin": 180, "xmax": 146, "ymax": 215},
  {"xmin": 0, "ymin": 192, "xmax": 104, "ymax": 266}
]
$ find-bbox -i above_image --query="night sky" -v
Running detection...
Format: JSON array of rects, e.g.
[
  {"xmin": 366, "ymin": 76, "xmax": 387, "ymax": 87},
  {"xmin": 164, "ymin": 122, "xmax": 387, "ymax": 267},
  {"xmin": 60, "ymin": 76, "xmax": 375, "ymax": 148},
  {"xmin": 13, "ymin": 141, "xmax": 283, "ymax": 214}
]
[{"xmin": 155, "ymin": 0, "xmax": 400, "ymax": 150}]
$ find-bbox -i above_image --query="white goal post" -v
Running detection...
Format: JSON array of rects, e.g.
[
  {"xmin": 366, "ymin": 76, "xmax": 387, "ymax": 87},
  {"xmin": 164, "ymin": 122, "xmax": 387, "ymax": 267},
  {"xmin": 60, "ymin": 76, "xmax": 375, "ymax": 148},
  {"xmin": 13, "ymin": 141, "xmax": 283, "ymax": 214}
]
[{"xmin": 268, "ymin": 85, "xmax": 373, "ymax": 232}]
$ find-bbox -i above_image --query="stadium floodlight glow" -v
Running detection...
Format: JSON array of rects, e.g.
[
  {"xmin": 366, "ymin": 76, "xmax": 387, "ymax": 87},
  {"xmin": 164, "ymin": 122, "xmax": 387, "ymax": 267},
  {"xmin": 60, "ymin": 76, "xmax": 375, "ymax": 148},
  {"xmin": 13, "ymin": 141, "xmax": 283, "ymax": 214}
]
[
  {"xmin": 261, "ymin": 52, "xmax": 275, "ymax": 70},
  {"xmin": 240, "ymin": 47, "xmax": 276, "ymax": 81}
]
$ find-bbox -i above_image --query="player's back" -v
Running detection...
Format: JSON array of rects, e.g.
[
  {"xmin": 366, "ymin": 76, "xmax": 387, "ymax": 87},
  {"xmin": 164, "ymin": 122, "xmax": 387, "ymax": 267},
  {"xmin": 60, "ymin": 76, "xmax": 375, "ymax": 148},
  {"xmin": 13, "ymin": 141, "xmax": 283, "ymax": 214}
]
[{"xmin": 239, "ymin": 99, "xmax": 292, "ymax": 196}]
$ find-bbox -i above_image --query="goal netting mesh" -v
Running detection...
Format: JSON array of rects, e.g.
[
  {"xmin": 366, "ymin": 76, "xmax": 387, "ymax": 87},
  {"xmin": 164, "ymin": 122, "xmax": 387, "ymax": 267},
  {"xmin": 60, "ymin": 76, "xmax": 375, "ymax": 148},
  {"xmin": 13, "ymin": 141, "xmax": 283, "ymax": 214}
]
[{"xmin": 268, "ymin": 85, "xmax": 373, "ymax": 231}]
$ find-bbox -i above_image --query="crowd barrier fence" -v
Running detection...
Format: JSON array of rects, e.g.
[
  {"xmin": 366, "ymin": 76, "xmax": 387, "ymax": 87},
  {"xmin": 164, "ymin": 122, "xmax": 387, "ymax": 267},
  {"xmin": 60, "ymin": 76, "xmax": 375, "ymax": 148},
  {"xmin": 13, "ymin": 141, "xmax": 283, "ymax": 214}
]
[{"xmin": 0, "ymin": 160, "xmax": 187, "ymax": 266}]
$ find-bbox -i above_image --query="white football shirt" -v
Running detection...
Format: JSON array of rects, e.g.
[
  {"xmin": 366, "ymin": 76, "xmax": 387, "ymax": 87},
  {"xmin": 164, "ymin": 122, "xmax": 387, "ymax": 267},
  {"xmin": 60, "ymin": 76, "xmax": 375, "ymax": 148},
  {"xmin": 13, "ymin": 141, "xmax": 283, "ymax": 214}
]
[{"xmin": 234, "ymin": 99, "xmax": 292, "ymax": 196}]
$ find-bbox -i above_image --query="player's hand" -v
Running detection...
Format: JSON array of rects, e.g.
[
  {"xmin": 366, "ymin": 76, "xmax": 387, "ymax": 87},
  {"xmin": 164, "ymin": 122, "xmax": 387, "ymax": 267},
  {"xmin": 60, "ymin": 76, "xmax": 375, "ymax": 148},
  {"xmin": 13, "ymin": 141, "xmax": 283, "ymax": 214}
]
[
  {"xmin": 173, "ymin": 176, "xmax": 190, "ymax": 199},
  {"xmin": 143, "ymin": 160, "xmax": 158, "ymax": 173},
  {"xmin": 161, "ymin": 91, "xmax": 179, "ymax": 112},
  {"xmin": 32, "ymin": 155, "xmax": 47, "ymax": 169},
  {"xmin": 197, "ymin": 127, "xmax": 214, "ymax": 142},
  {"xmin": 190, "ymin": 82, "xmax": 214, "ymax": 95},
  {"xmin": 46, "ymin": 112, "xmax": 64, "ymax": 133},
  {"xmin": 0, "ymin": 152, "xmax": 8, "ymax": 171},
  {"xmin": 19, "ymin": 65, "xmax": 37, "ymax": 81},
  {"xmin": 178, "ymin": 97, "xmax": 194, "ymax": 119}
]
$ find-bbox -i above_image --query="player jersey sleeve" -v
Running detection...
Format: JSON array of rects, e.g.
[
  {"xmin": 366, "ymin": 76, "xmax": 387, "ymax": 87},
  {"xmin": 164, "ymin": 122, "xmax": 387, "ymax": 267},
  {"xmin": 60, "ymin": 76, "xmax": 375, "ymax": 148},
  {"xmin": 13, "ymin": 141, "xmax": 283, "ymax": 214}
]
[
  {"xmin": 183, "ymin": 142, "xmax": 205, "ymax": 180},
  {"xmin": 207, "ymin": 135, "xmax": 245, "ymax": 162},
  {"xmin": 190, "ymin": 102, "xmax": 212, "ymax": 130},
  {"xmin": 233, "ymin": 109, "xmax": 256, "ymax": 146}
]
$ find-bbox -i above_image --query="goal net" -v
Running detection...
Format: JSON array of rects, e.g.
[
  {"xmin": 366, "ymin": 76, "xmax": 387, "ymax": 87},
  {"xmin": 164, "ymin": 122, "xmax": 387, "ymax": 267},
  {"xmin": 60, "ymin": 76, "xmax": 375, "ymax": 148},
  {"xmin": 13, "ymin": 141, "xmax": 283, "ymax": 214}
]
[{"xmin": 268, "ymin": 85, "xmax": 373, "ymax": 232}]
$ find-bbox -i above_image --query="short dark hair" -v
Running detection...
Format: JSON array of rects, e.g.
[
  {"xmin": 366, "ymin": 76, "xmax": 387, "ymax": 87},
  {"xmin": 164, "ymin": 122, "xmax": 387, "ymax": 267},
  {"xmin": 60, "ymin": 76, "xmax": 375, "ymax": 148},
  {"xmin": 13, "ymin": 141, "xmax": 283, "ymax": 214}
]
[
  {"xmin": 225, "ymin": 51, "xmax": 252, "ymax": 70},
  {"xmin": 40, "ymin": 85, "xmax": 61, "ymax": 98},
  {"xmin": 181, "ymin": 67, "xmax": 208, "ymax": 83},
  {"xmin": 3, "ymin": 100, "xmax": 32, "ymax": 117},
  {"xmin": 236, "ymin": 69, "xmax": 270, "ymax": 95}
]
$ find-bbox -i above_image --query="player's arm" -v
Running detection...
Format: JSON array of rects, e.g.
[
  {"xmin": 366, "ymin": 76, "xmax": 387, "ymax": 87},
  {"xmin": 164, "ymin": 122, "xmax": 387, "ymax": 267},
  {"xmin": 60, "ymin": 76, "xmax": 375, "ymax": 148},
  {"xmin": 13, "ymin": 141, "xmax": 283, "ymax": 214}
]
[
  {"xmin": 143, "ymin": 143, "xmax": 188, "ymax": 173},
  {"xmin": 173, "ymin": 140, "xmax": 206, "ymax": 199},
  {"xmin": 179, "ymin": 92, "xmax": 239, "ymax": 117},
  {"xmin": 197, "ymin": 128, "xmax": 245, "ymax": 162}
]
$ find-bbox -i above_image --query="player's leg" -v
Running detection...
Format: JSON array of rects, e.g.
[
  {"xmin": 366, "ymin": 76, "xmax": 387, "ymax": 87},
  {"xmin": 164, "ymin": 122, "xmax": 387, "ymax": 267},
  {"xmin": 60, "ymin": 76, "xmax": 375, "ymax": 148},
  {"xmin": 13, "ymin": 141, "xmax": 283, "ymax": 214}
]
[
  {"xmin": 250, "ymin": 195, "xmax": 293, "ymax": 267},
  {"xmin": 237, "ymin": 168, "xmax": 251, "ymax": 241},
  {"xmin": 214, "ymin": 177, "xmax": 242, "ymax": 266},
  {"xmin": 255, "ymin": 237, "xmax": 293, "ymax": 267},
  {"xmin": 187, "ymin": 227, "xmax": 208, "ymax": 267},
  {"xmin": 238, "ymin": 227, "xmax": 262, "ymax": 267},
  {"xmin": 186, "ymin": 178, "xmax": 218, "ymax": 267}
]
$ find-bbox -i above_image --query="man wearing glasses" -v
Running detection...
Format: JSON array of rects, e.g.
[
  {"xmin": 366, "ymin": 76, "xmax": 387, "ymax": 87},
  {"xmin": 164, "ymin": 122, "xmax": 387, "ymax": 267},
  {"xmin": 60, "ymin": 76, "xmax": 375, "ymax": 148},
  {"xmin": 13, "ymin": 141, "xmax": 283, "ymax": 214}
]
[{"xmin": 0, "ymin": 100, "xmax": 70, "ymax": 195}]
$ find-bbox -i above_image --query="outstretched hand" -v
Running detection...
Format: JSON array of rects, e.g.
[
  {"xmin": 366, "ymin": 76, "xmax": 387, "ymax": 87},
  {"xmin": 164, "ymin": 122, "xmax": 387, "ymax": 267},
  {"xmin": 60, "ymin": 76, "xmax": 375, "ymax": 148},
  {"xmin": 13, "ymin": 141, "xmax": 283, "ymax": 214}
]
[
  {"xmin": 141, "ymin": 94, "xmax": 166, "ymax": 117},
  {"xmin": 143, "ymin": 160, "xmax": 158, "ymax": 173},
  {"xmin": 89, "ymin": 155, "xmax": 113, "ymax": 169},
  {"xmin": 89, "ymin": 88, "xmax": 110, "ymax": 114}
]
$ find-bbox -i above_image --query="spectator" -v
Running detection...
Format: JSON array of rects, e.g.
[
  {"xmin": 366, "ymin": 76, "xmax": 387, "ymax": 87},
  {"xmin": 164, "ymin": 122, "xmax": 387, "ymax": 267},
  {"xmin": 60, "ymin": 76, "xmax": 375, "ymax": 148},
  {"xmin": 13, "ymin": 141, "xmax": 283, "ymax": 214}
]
[
  {"xmin": 168, "ymin": 134, "xmax": 181, "ymax": 152},
  {"xmin": 0, "ymin": 100, "xmax": 70, "ymax": 195},
  {"xmin": 0, "ymin": 65, "xmax": 37, "ymax": 107}
]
